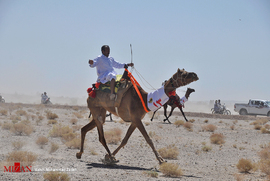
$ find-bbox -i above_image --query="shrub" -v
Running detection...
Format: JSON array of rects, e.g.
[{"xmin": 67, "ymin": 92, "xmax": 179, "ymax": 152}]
[
  {"xmin": 144, "ymin": 122, "xmax": 150, "ymax": 126},
  {"xmin": 259, "ymin": 159, "xmax": 270, "ymax": 176},
  {"xmin": 183, "ymin": 122, "xmax": 193, "ymax": 131},
  {"xmin": 70, "ymin": 118, "xmax": 78, "ymax": 125},
  {"xmin": 174, "ymin": 120, "xmax": 184, "ymax": 127},
  {"xmin": 104, "ymin": 128, "xmax": 122, "ymax": 144},
  {"xmin": 2, "ymin": 122, "xmax": 13, "ymax": 130},
  {"xmin": 15, "ymin": 109, "xmax": 27, "ymax": 116},
  {"xmin": 49, "ymin": 142, "xmax": 59, "ymax": 154},
  {"xmin": 0, "ymin": 109, "xmax": 8, "ymax": 116},
  {"xmin": 49, "ymin": 124, "xmax": 73, "ymax": 138},
  {"xmin": 48, "ymin": 119, "xmax": 57, "ymax": 125},
  {"xmin": 230, "ymin": 125, "xmax": 235, "ymax": 130},
  {"xmin": 65, "ymin": 138, "xmax": 81, "ymax": 149},
  {"xmin": 148, "ymin": 131, "xmax": 161, "ymax": 141},
  {"xmin": 12, "ymin": 122, "xmax": 33, "ymax": 136},
  {"xmin": 210, "ymin": 133, "xmax": 225, "ymax": 145},
  {"xmin": 202, "ymin": 145, "xmax": 212, "ymax": 152},
  {"xmin": 258, "ymin": 146, "xmax": 270, "ymax": 160},
  {"xmin": 159, "ymin": 162, "xmax": 183, "ymax": 177},
  {"xmin": 204, "ymin": 119, "xmax": 209, "ymax": 123},
  {"xmin": 12, "ymin": 141, "xmax": 25, "ymax": 150},
  {"xmin": 236, "ymin": 158, "xmax": 254, "ymax": 173},
  {"xmin": 89, "ymin": 148, "xmax": 98, "ymax": 155},
  {"xmin": 43, "ymin": 171, "xmax": 70, "ymax": 181},
  {"xmin": 46, "ymin": 111, "xmax": 58, "ymax": 120},
  {"xmin": 202, "ymin": 124, "xmax": 217, "ymax": 132},
  {"xmin": 189, "ymin": 119, "xmax": 196, "ymax": 123},
  {"xmin": 5, "ymin": 151, "xmax": 37, "ymax": 167},
  {"xmin": 144, "ymin": 170, "xmax": 158, "ymax": 178},
  {"xmin": 158, "ymin": 145, "xmax": 179, "ymax": 159},
  {"xmin": 261, "ymin": 127, "xmax": 270, "ymax": 134},
  {"xmin": 254, "ymin": 124, "xmax": 262, "ymax": 130},
  {"xmin": 36, "ymin": 136, "xmax": 49, "ymax": 148}
]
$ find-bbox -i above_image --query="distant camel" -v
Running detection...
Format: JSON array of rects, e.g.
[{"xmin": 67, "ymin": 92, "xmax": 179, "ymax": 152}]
[
  {"xmin": 76, "ymin": 68, "xmax": 199, "ymax": 164},
  {"xmin": 150, "ymin": 88, "xmax": 195, "ymax": 123}
]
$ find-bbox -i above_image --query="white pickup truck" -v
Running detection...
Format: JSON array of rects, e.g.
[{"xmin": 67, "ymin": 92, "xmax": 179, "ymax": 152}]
[{"xmin": 234, "ymin": 99, "xmax": 270, "ymax": 117}]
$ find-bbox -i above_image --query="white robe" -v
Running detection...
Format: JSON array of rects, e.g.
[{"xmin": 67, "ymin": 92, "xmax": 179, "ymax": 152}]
[
  {"xmin": 90, "ymin": 54, "xmax": 126, "ymax": 84},
  {"xmin": 147, "ymin": 86, "xmax": 169, "ymax": 112}
]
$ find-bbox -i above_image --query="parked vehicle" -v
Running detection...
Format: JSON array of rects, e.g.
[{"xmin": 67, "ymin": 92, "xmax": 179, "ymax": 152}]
[
  {"xmin": 211, "ymin": 104, "xmax": 231, "ymax": 115},
  {"xmin": 234, "ymin": 99, "xmax": 270, "ymax": 117}
]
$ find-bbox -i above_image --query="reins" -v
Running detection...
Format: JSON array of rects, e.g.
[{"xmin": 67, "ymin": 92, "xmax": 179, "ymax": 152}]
[{"xmin": 125, "ymin": 68, "xmax": 149, "ymax": 113}]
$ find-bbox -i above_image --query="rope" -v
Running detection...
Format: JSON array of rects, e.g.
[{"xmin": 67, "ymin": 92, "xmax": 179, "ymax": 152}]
[
  {"xmin": 125, "ymin": 68, "xmax": 149, "ymax": 113},
  {"xmin": 133, "ymin": 67, "xmax": 156, "ymax": 91}
]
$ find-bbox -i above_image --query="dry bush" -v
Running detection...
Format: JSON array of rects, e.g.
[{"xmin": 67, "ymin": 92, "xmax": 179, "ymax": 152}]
[
  {"xmin": 189, "ymin": 119, "xmax": 195, "ymax": 123},
  {"xmin": 72, "ymin": 125, "xmax": 82, "ymax": 132},
  {"xmin": 159, "ymin": 162, "xmax": 183, "ymax": 177},
  {"xmin": 72, "ymin": 106, "xmax": 80, "ymax": 111},
  {"xmin": 12, "ymin": 122, "xmax": 33, "ymax": 136},
  {"xmin": 230, "ymin": 125, "xmax": 235, "ymax": 130},
  {"xmin": 158, "ymin": 144, "xmax": 179, "ymax": 159},
  {"xmin": 73, "ymin": 112, "xmax": 83, "ymax": 119},
  {"xmin": 259, "ymin": 159, "xmax": 270, "ymax": 176},
  {"xmin": 43, "ymin": 171, "xmax": 70, "ymax": 181},
  {"xmin": 5, "ymin": 151, "xmax": 37, "ymax": 167},
  {"xmin": 174, "ymin": 120, "xmax": 184, "ymax": 127},
  {"xmin": 49, "ymin": 142, "xmax": 59, "ymax": 154},
  {"xmin": 236, "ymin": 158, "xmax": 254, "ymax": 173},
  {"xmin": 48, "ymin": 119, "xmax": 57, "ymax": 125},
  {"xmin": 104, "ymin": 128, "xmax": 122, "ymax": 144},
  {"xmin": 2, "ymin": 122, "xmax": 13, "ymax": 130},
  {"xmin": 201, "ymin": 124, "xmax": 217, "ymax": 132},
  {"xmin": 46, "ymin": 111, "xmax": 59, "ymax": 120},
  {"xmin": 12, "ymin": 141, "xmax": 25, "ymax": 150},
  {"xmin": 36, "ymin": 136, "xmax": 49, "ymax": 148},
  {"xmin": 15, "ymin": 109, "xmax": 27, "ymax": 116},
  {"xmin": 144, "ymin": 170, "xmax": 158, "ymax": 178},
  {"xmin": 38, "ymin": 115, "xmax": 44, "ymax": 121},
  {"xmin": 183, "ymin": 122, "xmax": 193, "ymax": 131},
  {"xmin": 49, "ymin": 124, "xmax": 76, "ymax": 144},
  {"xmin": 258, "ymin": 146, "xmax": 270, "ymax": 160},
  {"xmin": 254, "ymin": 124, "xmax": 262, "ymax": 130},
  {"xmin": 202, "ymin": 145, "xmax": 212, "ymax": 152},
  {"xmin": 70, "ymin": 118, "xmax": 78, "ymax": 125},
  {"xmin": 10, "ymin": 115, "xmax": 21, "ymax": 121},
  {"xmin": 210, "ymin": 133, "xmax": 225, "ymax": 145},
  {"xmin": 261, "ymin": 127, "xmax": 270, "ymax": 134},
  {"xmin": 233, "ymin": 120, "xmax": 238, "ymax": 124},
  {"xmin": 144, "ymin": 122, "xmax": 150, "ymax": 126},
  {"xmin": 204, "ymin": 119, "xmax": 209, "ymax": 123},
  {"xmin": 65, "ymin": 138, "xmax": 81, "ymax": 149},
  {"xmin": 0, "ymin": 109, "xmax": 8, "ymax": 116}
]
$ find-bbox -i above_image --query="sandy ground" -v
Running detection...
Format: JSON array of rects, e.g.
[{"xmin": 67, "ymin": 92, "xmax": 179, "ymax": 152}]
[{"xmin": 0, "ymin": 102, "xmax": 269, "ymax": 181}]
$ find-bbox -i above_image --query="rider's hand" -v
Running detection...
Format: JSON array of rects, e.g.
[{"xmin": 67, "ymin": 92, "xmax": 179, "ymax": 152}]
[
  {"xmin": 128, "ymin": 63, "xmax": 134, "ymax": 67},
  {"xmin": 89, "ymin": 60, "xmax": 94, "ymax": 65}
]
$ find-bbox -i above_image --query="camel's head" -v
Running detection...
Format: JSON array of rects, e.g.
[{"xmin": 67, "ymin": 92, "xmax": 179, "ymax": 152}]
[{"xmin": 171, "ymin": 68, "xmax": 199, "ymax": 87}]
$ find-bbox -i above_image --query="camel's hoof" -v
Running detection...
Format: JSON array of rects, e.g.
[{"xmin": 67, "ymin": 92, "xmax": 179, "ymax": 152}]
[
  {"xmin": 76, "ymin": 152, "xmax": 82, "ymax": 159},
  {"xmin": 102, "ymin": 154, "xmax": 119, "ymax": 165}
]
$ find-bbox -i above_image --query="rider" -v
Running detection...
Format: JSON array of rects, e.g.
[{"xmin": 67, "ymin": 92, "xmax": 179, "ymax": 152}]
[
  {"xmin": 89, "ymin": 45, "xmax": 134, "ymax": 100},
  {"xmin": 41, "ymin": 92, "xmax": 49, "ymax": 104}
]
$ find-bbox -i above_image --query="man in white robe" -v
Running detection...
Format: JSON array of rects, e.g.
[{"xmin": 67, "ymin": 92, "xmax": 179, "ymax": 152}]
[{"xmin": 89, "ymin": 45, "xmax": 133, "ymax": 100}]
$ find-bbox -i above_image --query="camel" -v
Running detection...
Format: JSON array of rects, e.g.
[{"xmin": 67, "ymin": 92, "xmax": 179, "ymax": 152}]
[
  {"xmin": 150, "ymin": 88, "xmax": 195, "ymax": 123},
  {"xmin": 76, "ymin": 68, "xmax": 199, "ymax": 164}
]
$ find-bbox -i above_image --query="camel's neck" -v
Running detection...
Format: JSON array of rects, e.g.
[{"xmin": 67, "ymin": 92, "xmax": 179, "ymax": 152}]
[{"xmin": 164, "ymin": 78, "xmax": 180, "ymax": 96}]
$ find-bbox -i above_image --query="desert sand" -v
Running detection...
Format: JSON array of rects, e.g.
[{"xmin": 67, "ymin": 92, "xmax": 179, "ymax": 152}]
[{"xmin": 0, "ymin": 102, "xmax": 269, "ymax": 181}]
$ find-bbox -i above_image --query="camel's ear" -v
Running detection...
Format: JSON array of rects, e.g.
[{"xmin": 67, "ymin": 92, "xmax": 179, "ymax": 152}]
[{"xmin": 177, "ymin": 68, "xmax": 181, "ymax": 73}]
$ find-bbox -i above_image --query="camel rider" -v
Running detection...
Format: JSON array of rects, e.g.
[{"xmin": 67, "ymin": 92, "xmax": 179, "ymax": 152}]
[{"xmin": 89, "ymin": 45, "xmax": 134, "ymax": 100}]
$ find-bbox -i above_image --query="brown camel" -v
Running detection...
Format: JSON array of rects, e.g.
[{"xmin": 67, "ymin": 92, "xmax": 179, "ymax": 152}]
[
  {"xmin": 150, "ymin": 88, "xmax": 195, "ymax": 123},
  {"xmin": 76, "ymin": 68, "xmax": 199, "ymax": 164}
]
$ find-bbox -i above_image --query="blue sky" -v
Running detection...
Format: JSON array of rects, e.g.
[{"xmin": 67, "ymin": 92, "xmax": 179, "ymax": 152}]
[{"xmin": 0, "ymin": 0, "xmax": 269, "ymax": 102}]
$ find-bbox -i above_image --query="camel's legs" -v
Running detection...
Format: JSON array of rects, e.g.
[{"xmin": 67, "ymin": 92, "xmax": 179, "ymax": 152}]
[
  {"xmin": 179, "ymin": 106, "xmax": 189, "ymax": 122},
  {"xmin": 150, "ymin": 110, "xmax": 158, "ymax": 121},
  {"xmin": 135, "ymin": 119, "xmax": 165, "ymax": 164},
  {"xmin": 76, "ymin": 120, "xmax": 97, "ymax": 159},
  {"xmin": 112, "ymin": 123, "xmax": 137, "ymax": 156},
  {"xmin": 95, "ymin": 116, "xmax": 112, "ymax": 157},
  {"xmin": 163, "ymin": 104, "xmax": 172, "ymax": 124}
]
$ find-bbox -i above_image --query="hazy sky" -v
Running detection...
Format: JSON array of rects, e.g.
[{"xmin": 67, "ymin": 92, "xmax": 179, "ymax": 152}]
[{"xmin": 0, "ymin": 0, "xmax": 269, "ymax": 102}]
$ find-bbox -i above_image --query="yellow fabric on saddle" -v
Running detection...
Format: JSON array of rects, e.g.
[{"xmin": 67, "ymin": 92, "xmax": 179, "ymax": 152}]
[{"xmin": 99, "ymin": 75, "xmax": 122, "ymax": 93}]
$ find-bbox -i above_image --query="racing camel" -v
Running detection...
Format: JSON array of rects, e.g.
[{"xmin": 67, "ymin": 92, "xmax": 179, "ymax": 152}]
[{"xmin": 76, "ymin": 68, "xmax": 199, "ymax": 164}]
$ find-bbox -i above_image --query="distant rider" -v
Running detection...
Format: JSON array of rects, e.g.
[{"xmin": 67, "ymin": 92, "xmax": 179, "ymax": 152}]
[{"xmin": 41, "ymin": 92, "xmax": 49, "ymax": 104}]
